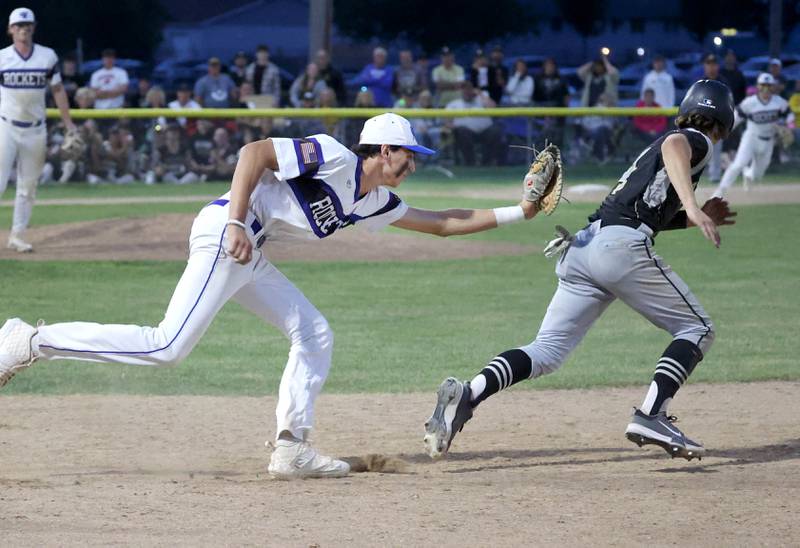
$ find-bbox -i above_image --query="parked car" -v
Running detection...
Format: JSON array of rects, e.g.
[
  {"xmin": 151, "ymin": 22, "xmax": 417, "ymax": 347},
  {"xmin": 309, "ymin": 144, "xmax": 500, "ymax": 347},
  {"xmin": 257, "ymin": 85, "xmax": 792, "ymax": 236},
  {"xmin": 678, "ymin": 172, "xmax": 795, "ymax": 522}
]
[
  {"xmin": 740, "ymin": 54, "xmax": 800, "ymax": 82},
  {"xmin": 151, "ymin": 58, "xmax": 208, "ymax": 91}
]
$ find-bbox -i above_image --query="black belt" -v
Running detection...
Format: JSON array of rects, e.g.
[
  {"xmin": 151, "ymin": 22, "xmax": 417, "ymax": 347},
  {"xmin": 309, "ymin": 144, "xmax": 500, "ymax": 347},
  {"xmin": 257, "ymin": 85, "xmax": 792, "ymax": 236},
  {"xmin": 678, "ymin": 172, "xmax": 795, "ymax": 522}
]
[
  {"xmin": 758, "ymin": 135, "xmax": 772, "ymax": 141},
  {"xmin": 1, "ymin": 116, "xmax": 44, "ymax": 128},
  {"xmin": 208, "ymin": 198, "xmax": 266, "ymax": 248},
  {"xmin": 599, "ymin": 217, "xmax": 654, "ymax": 238}
]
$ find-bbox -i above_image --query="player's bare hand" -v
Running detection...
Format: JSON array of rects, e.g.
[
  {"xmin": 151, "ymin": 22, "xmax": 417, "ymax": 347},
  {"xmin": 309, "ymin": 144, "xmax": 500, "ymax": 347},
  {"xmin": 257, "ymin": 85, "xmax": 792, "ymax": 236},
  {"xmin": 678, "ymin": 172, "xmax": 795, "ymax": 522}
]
[
  {"xmin": 225, "ymin": 225, "xmax": 253, "ymax": 264},
  {"xmin": 700, "ymin": 197, "xmax": 737, "ymax": 226},
  {"xmin": 519, "ymin": 199, "xmax": 538, "ymax": 219},
  {"xmin": 686, "ymin": 207, "xmax": 721, "ymax": 248}
]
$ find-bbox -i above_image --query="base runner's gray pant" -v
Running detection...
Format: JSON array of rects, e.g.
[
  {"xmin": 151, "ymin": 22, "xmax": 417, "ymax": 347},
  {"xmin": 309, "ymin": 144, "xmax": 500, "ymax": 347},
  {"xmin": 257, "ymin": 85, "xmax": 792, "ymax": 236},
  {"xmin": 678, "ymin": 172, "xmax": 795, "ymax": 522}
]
[{"xmin": 520, "ymin": 220, "xmax": 715, "ymax": 378}]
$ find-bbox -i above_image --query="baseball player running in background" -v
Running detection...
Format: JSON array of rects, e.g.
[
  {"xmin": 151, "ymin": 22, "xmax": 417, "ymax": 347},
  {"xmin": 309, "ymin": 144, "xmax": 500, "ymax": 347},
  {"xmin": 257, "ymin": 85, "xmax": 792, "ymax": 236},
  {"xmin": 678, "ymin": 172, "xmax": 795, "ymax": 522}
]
[
  {"xmin": 424, "ymin": 80, "xmax": 737, "ymax": 462},
  {"xmin": 713, "ymin": 73, "xmax": 793, "ymax": 197},
  {"xmin": 0, "ymin": 7, "xmax": 76, "ymax": 252},
  {"xmin": 0, "ymin": 113, "xmax": 557, "ymax": 479}
]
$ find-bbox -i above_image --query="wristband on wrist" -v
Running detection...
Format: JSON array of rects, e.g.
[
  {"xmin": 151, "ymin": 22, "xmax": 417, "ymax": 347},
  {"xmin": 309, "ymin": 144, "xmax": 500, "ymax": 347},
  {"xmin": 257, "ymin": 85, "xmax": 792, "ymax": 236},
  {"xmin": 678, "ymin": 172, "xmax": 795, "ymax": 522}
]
[
  {"xmin": 226, "ymin": 219, "xmax": 248, "ymax": 231},
  {"xmin": 493, "ymin": 205, "xmax": 525, "ymax": 226}
]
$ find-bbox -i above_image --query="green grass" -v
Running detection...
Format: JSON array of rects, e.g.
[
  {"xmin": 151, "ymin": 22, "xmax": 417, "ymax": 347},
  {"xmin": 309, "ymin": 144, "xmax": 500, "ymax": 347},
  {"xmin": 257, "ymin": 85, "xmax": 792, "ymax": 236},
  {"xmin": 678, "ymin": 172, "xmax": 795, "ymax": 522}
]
[
  {"xmin": 2, "ymin": 160, "xmax": 798, "ymax": 203},
  {"xmin": 0, "ymin": 201, "xmax": 207, "ymax": 227},
  {"xmin": 0, "ymin": 200, "xmax": 796, "ymax": 396}
]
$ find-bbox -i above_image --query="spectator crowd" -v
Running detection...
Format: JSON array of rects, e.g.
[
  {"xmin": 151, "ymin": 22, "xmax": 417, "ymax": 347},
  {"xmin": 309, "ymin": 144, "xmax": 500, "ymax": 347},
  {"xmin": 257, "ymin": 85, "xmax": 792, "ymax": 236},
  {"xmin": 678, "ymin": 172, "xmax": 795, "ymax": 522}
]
[{"xmin": 38, "ymin": 44, "xmax": 800, "ymax": 184}]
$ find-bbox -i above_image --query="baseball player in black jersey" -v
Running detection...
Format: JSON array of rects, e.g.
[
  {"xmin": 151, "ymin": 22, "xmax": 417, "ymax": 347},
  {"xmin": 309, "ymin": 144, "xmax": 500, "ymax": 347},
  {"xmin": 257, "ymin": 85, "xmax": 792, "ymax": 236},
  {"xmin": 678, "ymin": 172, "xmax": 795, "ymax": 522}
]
[{"xmin": 424, "ymin": 80, "xmax": 737, "ymax": 461}]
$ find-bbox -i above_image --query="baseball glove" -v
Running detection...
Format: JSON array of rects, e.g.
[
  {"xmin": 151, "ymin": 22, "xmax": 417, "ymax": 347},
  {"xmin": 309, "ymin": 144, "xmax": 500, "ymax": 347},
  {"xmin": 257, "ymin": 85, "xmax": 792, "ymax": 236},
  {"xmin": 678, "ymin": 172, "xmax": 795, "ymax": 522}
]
[
  {"xmin": 543, "ymin": 225, "xmax": 574, "ymax": 258},
  {"xmin": 776, "ymin": 125, "xmax": 794, "ymax": 149},
  {"xmin": 60, "ymin": 128, "xmax": 86, "ymax": 160},
  {"xmin": 523, "ymin": 143, "xmax": 564, "ymax": 215}
]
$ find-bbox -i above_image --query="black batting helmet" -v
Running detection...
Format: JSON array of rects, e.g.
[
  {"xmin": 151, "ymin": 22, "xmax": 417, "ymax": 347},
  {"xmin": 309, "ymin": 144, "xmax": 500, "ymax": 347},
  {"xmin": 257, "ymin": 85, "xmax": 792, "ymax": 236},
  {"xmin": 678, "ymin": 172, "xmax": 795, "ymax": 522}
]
[{"xmin": 678, "ymin": 79, "xmax": 735, "ymax": 134}]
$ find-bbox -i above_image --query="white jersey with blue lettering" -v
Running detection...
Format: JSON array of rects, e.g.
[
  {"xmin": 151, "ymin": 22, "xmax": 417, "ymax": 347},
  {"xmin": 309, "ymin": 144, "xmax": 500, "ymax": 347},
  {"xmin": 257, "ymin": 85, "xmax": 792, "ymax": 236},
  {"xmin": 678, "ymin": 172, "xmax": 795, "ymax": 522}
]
[
  {"xmin": 736, "ymin": 94, "xmax": 791, "ymax": 139},
  {"xmin": 0, "ymin": 43, "xmax": 61, "ymax": 122},
  {"xmin": 217, "ymin": 134, "xmax": 408, "ymax": 243}
]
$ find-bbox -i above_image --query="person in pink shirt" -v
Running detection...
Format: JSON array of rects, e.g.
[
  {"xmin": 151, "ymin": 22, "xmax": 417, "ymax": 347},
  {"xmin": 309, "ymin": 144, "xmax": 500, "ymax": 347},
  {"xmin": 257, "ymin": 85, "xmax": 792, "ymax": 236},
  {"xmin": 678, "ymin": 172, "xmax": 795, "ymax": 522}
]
[{"xmin": 632, "ymin": 88, "xmax": 667, "ymax": 142}]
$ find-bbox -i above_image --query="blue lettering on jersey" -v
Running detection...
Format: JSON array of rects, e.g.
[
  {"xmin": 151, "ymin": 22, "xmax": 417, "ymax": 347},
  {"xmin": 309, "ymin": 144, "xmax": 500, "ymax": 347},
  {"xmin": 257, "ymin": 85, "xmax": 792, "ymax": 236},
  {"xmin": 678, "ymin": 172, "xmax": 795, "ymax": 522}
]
[
  {"xmin": 1, "ymin": 69, "xmax": 48, "ymax": 88},
  {"xmin": 288, "ymin": 176, "xmax": 356, "ymax": 238},
  {"xmin": 288, "ymin": 174, "xmax": 401, "ymax": 239},
  {"xmin": 749, "ymin": 110, "xmax": 784, "ymax": 124}
]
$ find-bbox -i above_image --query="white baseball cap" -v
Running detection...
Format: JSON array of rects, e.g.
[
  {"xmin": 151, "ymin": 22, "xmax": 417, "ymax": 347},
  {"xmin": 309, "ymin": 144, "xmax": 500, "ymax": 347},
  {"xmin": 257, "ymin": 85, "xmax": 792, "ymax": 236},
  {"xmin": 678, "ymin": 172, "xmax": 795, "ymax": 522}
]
[
  {"xmin": 359, "ymin": 113, "xmax": 436, "ymax": 155},
  {"xmin": 8, "ymin": 7, "xmax": 35, "ymax": 26},
  {"xmin": 769, "ymin": 58, "xmax": 782, "ymax": 67},
  {"xmin": 757, "ymin": 72, "xmax": 776, "ymax": 85}
]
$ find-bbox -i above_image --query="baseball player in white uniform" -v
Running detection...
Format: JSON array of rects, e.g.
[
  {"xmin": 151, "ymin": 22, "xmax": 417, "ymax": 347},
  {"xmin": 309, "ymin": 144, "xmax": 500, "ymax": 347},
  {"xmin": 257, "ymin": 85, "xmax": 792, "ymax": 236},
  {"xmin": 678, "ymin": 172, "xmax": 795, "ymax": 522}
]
[
  {"xmin": 0, "ymin": 113, "xmax": 547, "ymax": 479},
  {"xmin": 713, "ymin": 73, "xmax": 793, "ymax": 197},
  {"xmin": 0, "ymin": 7, "xmax": 76, "ymax": 252}
]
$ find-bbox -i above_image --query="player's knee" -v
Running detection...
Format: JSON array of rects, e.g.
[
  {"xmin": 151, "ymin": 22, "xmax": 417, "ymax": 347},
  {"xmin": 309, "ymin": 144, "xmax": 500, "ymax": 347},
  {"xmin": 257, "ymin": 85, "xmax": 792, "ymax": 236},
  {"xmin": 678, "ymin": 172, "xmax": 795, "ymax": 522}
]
[
  {"xmin": 291, "ymin": 315, "xmax": 333, "ymax": 354},
  {"xmin": 153, "ymin": 345, "xmax": 190, "ymax": 367},
  {"xmin": 519, "ymin": 340, "xmax": 568, "ymax": 377},
  {"xmin": 677, "ymin": 319, "xmax": 715, "ymax": 356},
  {"xmin": 698, "ymin": 322, "xmax": 715, "ymax": 355},
  {"xmin": 15, "ymin": 184, "xmax": 37, "ymax": 199}
]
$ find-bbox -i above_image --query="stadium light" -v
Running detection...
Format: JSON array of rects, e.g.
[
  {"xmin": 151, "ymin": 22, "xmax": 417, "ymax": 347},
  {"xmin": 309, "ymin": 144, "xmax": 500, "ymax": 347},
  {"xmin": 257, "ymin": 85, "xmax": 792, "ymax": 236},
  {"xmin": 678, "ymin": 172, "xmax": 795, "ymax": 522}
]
[
  {"xmin": 721, "ymin": 28, "xmax": 738, "ymax": 37},
  {"xmin": 713, "ymin": 36, "xmax": 723, "ymax": 47},
  {"xmin": 601, "ymin": 47, "xmax": 611, "ymax": 56},
  {"xmin": 636, "ymin": 47, "xmax": 645, "ymax": 57}
]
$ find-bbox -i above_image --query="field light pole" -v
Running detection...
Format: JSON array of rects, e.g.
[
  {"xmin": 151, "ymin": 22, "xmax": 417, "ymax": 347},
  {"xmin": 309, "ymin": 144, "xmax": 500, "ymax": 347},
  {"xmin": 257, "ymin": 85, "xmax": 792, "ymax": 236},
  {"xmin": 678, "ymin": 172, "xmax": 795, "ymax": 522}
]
[
  {"xmin": 769, "ymin": 0, "xmax": 781, "ymax": 58},
  {"xmin": 309, "ymin": 0, "xmax": 333, "ymax": 62}
]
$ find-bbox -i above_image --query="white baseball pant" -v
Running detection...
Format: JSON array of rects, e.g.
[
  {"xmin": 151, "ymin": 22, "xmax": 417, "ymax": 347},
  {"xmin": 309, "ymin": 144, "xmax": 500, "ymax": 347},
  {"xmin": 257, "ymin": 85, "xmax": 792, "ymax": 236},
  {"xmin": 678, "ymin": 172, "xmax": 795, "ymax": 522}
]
[
  {"xmin": 717, "ymin": 130, "xmax": 774, "ymax": 193},
  {"xmin": 519, "ymin": 221, "xmax": 714, "ymax": 377},
  {"xmin": 36, "ymin": 203, "xmax": 333, "ymax": 439},
  {"xmin": 0, "ymin": 119, "xmax": 47, "ymax": 235}
]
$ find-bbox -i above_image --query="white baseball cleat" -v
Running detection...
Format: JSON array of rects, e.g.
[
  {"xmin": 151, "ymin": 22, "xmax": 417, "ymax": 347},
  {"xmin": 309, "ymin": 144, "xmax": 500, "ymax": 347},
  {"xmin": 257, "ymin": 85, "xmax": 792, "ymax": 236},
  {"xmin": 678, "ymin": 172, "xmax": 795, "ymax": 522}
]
[
  {"xmin": 267, "ymin": 439, "xmax": 350, "ymax": 480},
  {"xmin": 7, "ymin": 233, "xmax": 33, "ymax": 253},
  {"xmin": 0, "ymin": 318, "xmax": 40, "ymax": 388}
]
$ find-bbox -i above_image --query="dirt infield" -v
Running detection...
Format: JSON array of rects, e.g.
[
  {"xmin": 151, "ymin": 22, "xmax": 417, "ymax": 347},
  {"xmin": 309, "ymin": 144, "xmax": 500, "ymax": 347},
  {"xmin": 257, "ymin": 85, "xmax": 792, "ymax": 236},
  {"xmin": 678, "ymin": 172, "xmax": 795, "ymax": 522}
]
[
  {"xmin": 1, "ymin": 182, "xmax": 797, "ymax": 263},
  {"xmin": 1, "ymin": 382, "xmax": 798, "ymax": 546},
  {"xmin": 0, "ymin": 214, "xmax": 536, "ymax": 262}
]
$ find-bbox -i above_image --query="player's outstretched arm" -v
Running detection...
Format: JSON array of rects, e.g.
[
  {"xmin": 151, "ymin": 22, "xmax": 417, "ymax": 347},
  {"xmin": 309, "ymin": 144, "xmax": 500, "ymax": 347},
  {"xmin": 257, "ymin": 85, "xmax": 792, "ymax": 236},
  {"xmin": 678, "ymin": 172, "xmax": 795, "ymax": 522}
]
[
  {"xmin": 392, "ymin": 200, "xmax": 538, "ymax": 237},
  {"xmin": 226, "ymin": 139, "xmax": 279, "ymax": 264},
  {"xmin": 661, "ymin": 133, "xmax": 720, "ymax": 247}
]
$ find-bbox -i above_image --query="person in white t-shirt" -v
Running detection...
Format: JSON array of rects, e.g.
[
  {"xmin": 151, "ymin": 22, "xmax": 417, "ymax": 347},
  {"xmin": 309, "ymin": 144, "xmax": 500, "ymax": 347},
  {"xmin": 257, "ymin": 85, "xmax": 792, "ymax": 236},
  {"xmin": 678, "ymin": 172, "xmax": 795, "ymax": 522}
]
[
  {"xmin": 0, "ymin": 113, "xmax": 547, "ymax": 480},
  {"xmin": 504, "ymin": 59, "xmax": 534, "ymax": 105},
  {"xmin": 640, "ymin": 55, "xmax": 675, "ymax": 107},
  {"xmin": 167, "ymin": 82, "xmax": 201, "ymax": 128},
  {"xmin": 0, "ymin": 7, "xmax": 76, "ymax": 252},
  {"xmin": 90, "ymin": 49, "xmax": 129, "ymax": 109},
  {"xmin": 446, "ymin": 80, "xmax": 504, "ymax": 165}
]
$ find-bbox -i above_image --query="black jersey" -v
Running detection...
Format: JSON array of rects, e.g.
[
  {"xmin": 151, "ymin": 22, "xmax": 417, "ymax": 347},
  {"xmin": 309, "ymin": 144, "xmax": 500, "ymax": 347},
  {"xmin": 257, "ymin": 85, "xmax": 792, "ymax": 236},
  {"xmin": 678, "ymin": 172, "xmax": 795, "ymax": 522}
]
[{"xmin": 588, "ymin": 128, "xmax": 711, "ymax": 235}]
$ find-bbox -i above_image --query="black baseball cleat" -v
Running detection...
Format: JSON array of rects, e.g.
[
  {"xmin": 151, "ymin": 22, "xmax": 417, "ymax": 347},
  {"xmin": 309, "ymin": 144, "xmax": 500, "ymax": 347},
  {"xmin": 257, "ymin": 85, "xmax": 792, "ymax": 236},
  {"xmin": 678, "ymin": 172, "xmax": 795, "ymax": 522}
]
[
  {"xmin": 625, "ymin": 408, "xmax": 705, "ymax": 461},
  {"xmin": 423, "ymin": 377, "xmax": 473, "ymax": 459}
]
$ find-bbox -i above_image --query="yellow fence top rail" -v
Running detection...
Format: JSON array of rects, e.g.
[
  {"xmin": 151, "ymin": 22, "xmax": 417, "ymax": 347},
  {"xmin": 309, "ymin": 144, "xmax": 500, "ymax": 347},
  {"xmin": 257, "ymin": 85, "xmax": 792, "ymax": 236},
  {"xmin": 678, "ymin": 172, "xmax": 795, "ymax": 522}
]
[{"xmin": 48, "ymin": 106, "xmax": 688, "ymax": 119}]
